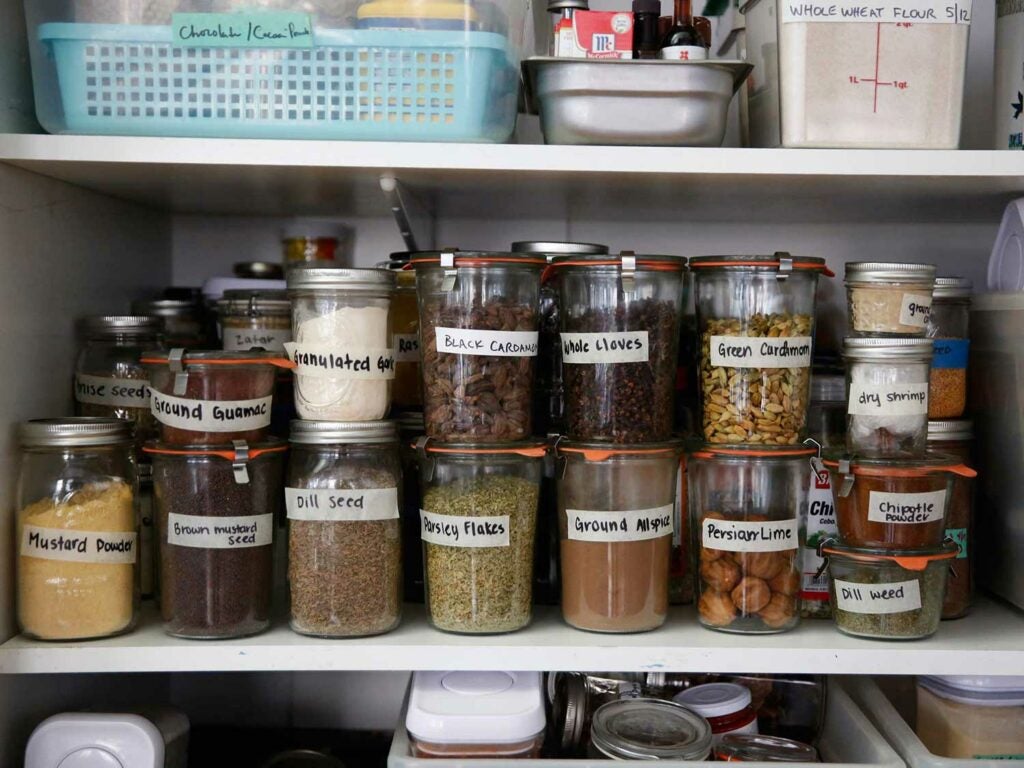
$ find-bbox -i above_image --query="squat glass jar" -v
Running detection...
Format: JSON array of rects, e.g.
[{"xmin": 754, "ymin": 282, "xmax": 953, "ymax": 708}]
[
  {"xmin": 690, "ymin": 255, "xmax": 831, "ymax": 447},
  {"xmin": 845, "ymin": 262, "xmax": 937, "ymax": 337},
  {"xmin": 217, "ymin": 289, "xmax": 292, "ymax": 353},
  {"xmin": 589, "ymin": 699, "xmax": 713, "ymax": 760},
  {"xmin": 379, "ymin": 255, "xmax": 423, "ymax": 411},
  {"xmin": 927, "ymin": 278, "xmax": 972, "ymax": 419},
  {"xmin": 131, "ymin": 298, "xmax": 206, "ymax": 348},
  {"xmin": 16, "ymin": 418, "xmax": 139, "ymax": 641}
]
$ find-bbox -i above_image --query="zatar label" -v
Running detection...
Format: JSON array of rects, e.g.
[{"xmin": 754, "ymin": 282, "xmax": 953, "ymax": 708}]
[
  {"xmin": 21, "ymin": 525, "xmax": 137, "ymax": 564},
  {"xmin": 435, "ymin": 328, "xmax": 539, "ymax": 358},
  {"xmin": 781, "ymin": 1, "xmax": 971, "ymax": 24},
  {"xmin": 868, "ymin": 490, "xmax": 946, "ymax": 524},
  {"xmin": 420, "ymin": 510, "xmax": 510, "ymax": 548},
  {"xmin": 167, "ymin": 513, "xmax": 273, "ymax": 549},
  {"xmin": 567, "ymin": 505, "xmax": 674, "ymax": 542},
  {"xmin": 75, "ymin": 374, "xmax": 151, "ymax": 408},
  {"xmin": 285, "ymin": 342, "xmax": 396, "ymax": 380},
  {"xmin": 702, "ymin": 518, "xmax": 798, "ymax": 553},
  {"xmin": 172, "ymin": 12, "xmax": 315, "ymax": 48},
  {"xmin": 561, "ymin": 331, "xmax": 649, "ymax": 364},
  {"xmin": 709, "ymin": 336, "xmax": 813, "ymax": 368},
  {"xmin": 847, "ymin": 382, "xmax": 928, "ymax": 416},
  {"xmin": 834, "ymin": 578, "xmax": 923, "ymax": 614},
  {"xmin": 285, "ymin": 488, "xmax": 399, "ymax": 522},
  {"xmin": 151, "ymin": 391, "xmax": 272, "ymax": 432},
  {"xmin": 223, "ymin": 327, "xmax": 292, "ymax": 352}
]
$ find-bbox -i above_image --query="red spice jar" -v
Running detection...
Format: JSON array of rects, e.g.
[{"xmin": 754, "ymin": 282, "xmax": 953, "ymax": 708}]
[{"xmin": 674, "ymin": 683, "xmax": 758, "ymax": 741}]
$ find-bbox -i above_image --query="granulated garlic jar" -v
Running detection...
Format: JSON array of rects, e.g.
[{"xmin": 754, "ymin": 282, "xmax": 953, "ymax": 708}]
[{"xmin": 845, "ymin": 262, "xmax": 937, "ymax": 337}]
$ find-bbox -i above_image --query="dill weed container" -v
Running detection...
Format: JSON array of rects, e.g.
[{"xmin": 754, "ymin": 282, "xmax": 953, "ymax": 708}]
[
  {"xmin": 691, "ymin": 255, "xmax": 830, "ymax": 446},
  {"xmin": 286, "ymin": 420, "xmax": 402, "ymax": 638},
  {"xmin": 845, "ymin": 262, "xmax": 936, "ymax": 337},
  {"xmin": 928, "ymin": 419, "xmax": 976, "ymax": 619},
  {"xmin": 928, "ymin": 277, "xmax": 972, "ymax": 419},
  {"xmin": 16, "ymin": 418, "xmax": 139, "ymax": 641},
  {"xmin": 418, "ymin": 440, "xmax": 545, "ymax": 634}
]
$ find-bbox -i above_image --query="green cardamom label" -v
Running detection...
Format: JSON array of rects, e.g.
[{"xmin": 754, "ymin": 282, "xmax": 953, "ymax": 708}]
[{"xmin": 172, "ymin": 12, "xmax": 314, "ymax": 49}]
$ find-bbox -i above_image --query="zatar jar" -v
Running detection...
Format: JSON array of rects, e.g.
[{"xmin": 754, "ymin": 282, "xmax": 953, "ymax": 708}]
[
  {"xmin": 715, "ymin": 734, "xmax": 819, "ymax": 762},
  {"xmin": 588, "ymin": 698, "xmax": 713, "ymax": 760},
  {"xmin": 927, "ymin": 277, "xmax": 972, "ymax": 419},
  {"xmin": 378, "ymin": 254, "xmax": 422, "ymax": 410},
  {"xmin": 845, "ymin": 262, "xmax": 937, "ymax": 337},
  {"xmin": 690, "ymin": 254, "xmax": 831, "ymax": 447},
  {"xmin": 217, "ymin": 289, "xmax": 292, "ymax": 353}
]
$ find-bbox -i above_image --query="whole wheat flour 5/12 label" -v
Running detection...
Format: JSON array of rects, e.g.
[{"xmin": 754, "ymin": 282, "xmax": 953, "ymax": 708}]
[
  {"xmin": 561, "ymin": 332, "xmax": 649, "ymax": 364},
  {"xmin": 286, "ymin": 342, "xmax": 396, "ymax": 380},
  {"xmin": 847, "ymin": 382, "xmax": 929, "ymax": 416},
  {"xmin": 868, "ymin": 490, "xmax": 946, "ymax": 524},
  {"xmin": 709, "ymin": 336, "xmax": 813, "ymax": 368},
  {"xmin": 223, "ymin": 327, "xmax": 292, "ymax": 352},
  {"xmin": 782, "ymin": 1, "xmax": 971, "ymax": 24},
  {"xmin": 75, "ymin": 374, "xmax": 151, "ymax": 408},
  {"xmin": 395, "ymin": 333, "xmax": 421, "ymax": 363},
  {"xmin": 834, "ymin": 578, "xmax": 923, "ymax": 614},
  {"xmin": 151, "ymin": 391, "xmax": 273, "ymax": 432},
  {"xmin": 167, "ymin": 513, "xmax": 274, "ymax": 549},
  {"xmin": 702, "ymin": 518, "xmax": 798, "ymax": 553},
  {"xmin": 420, "ymin": 510, "xmax": 510, "ymax": 548},
  {"xmin": 21, "ymin": 525, "xmax": 137, "ymax": 564},
  {"xmin": 435, "ymin": 328, "xmax": 539, "ymax": 358},
  {"xmin": 567, "ymin": 505, "xmax": 674, "ymax": 542},
  {"xmin": 899, "ymin": 293, "xmax": 934, "ymax": 327},
  {"xmin": 285, "ymin": 487, "xmax": 399, "ymax": 522}
]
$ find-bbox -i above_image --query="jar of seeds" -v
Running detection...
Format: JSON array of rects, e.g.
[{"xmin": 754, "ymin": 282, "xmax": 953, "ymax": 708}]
[{"xmin": 845, "ymin": 262, "xmax": 937, "ymax": 337}]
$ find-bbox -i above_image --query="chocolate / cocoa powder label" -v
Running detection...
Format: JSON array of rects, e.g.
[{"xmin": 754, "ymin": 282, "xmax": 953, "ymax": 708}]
[
  {"xmin": 435, "ymin": 328, "xmax": 539, "ymax": 358},
  {"xmin": 847, "ymin": 382, "xmax": 929, "ymax": 416},
  {"xmin": 151, "ymin": 391, "xmax": 273, "ymax": 432},
  {"xmin": 899, "ymin": 293, "xmax": 934, "ymax": 327},
  {"xmin": 223, "ymin": 327, "xmax": 292, "ymax": 352},
  {"xmin": 868, "ymin": 490, "xmax": 946, "ymax": 524},
  {"xmin": 560, "ymin": 331, "xmax": 649, "ymax": 364},
  {"xmin": 702, "ymin": 518, "xmax": 798, "ymax": 552},
  {"xmin": 782, "ymin": 1, "xmax": 971, "ymax": 24},
  {"xmin": 834, "ymin": 578, "xmax": 923, "ymax": 614},
  {"xmin": 567, "ymin": 505, "xmax": 674, "ymax": 542},
  {"xmin": 420, "ymin": 510, "xmax": 510, "ymax": 548},
  {"xmin": 21, "ymin": 525, "xmax": 137, "ymax": 564},
  {"xmin": 75, "ymin": 374, "xmax": 151, "ymax": 408},
  {"xmin": 285, "ymin": 487, "xmax": 399, "ymax": 522},
  {"xmin": 285, "ymin": 342, "xmax": 396, "ymax": 380},
  {"xmin": 167, "ymin": 513, "xmax": 273, "ymax": 548},
  {"xmin": 709, "ymin": 336, "xmax": 813, "ymax": 369},
  {"xmin": 395, "ymin": 333, "xmax": 420, "ymax": 363}
]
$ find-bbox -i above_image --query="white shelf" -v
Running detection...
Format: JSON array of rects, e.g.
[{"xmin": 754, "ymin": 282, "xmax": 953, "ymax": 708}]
[{"xmin": 2, "ymin": 597, "xmax": 1022, "ymax": 676}]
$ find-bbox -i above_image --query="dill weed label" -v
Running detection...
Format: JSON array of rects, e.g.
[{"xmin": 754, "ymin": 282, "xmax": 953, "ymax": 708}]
[
  {"xmin": 834, "ymin": 578, "xmax": 922, "ymax": 614},
  {"xmin": 567, "ymin": 505, "xmax": 674, "ymax": 542},
  {"xmin": 151, "ymin": 391, "xmax": 272, "ymax": 432}
]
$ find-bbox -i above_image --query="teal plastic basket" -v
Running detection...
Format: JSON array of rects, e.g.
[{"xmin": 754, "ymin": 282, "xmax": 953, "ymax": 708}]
[{"xmin": 38, "ymin": 22, "xmax": 518, "ymax": 141}]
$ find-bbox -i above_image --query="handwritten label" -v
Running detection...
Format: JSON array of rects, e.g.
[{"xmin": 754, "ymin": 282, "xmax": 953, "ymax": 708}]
[
  {"xmin": 420, "ymin": 510, "xmax": 510, "ymax": 548},
  {"xmin": 709, "ymin": 336, "xmax": 813, "ymax": 368},
  {"xmin": 702, "ymin": 518, "xmax": 798, "ymax": 553},
  {"xmin": 286, "ymin": 343, "xmax": 396, "ymax": 380},
  {"xmin": 868, "ymin": 490, "xmax": 946, "ymax": 524},
  {"xmin": 172, "ymin": 12, "xmax": 314, "ymax": 48},
  {"xmin": 395, "ymin": 334, "xmax": 421, "ymax": 363},
  {"xmin": 801, "ymin": 467, "xmax": 837, "ymax": 599},
  {"xmin": 567, "ymin": 505, "xmax": 674, "ymax": 542},
  {"xmin": 561, "ymin": 332, "xmax": 649, "ymax": 364},
  {"xmin": 781, "ymin": 1, "xmax": 971, "ymax": 24},
  {"xmin": 285, "ymin": 488, "xmax": 399, "ymax": 522},
  {"xmin": 151, "ymin": 391, "xmax": 272, "ymax": 432},
  {"xmin": 75, "ymin": 374, "xmax": 151, "ymax": 409},
  {"xmin": 167, "ymin": 513, "xmax": 273, "ymax": 549},
  {"xmin": 21, "ymin": 526, "xmax": 136, "ymax": 564},
  {"xmin": 932, "ymin": 338, "xmax": 970, "ymax": 369},
  {"xmin": 835, "ymin": 578, "xmax": 923, "ymax": 614},
  {"xmin": 223, "ymin": 327, "xmax": 292, "ymax": 352},
  {"xmin": 435, "ymin": 328, "xmax": 539, "ymax": 358},
  {"xmin": 899, "ymin": 293, "xmax": 934, "ymax": 327},
  {"xmin": 848, "ymin": 382, "xmax": 929, "ymax": 416}
]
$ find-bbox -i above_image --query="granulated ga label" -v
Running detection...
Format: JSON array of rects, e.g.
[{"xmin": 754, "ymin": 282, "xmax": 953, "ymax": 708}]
[
  {"xmin": 868, "ymin": 490, "xmax": 946, "ymax": 524},
  {"xmin": 286, "ymin": 342, "xmax": 396, "ymax": 380},
  {"xmin": 167, "ymin": 513, "xmax": 273, "ymax": 549},
  {"xmin": 709, "ymin": 336, "xmax": 813, "ymax": 368},
  {"xmin": 435, "ymin": 328, "xmax": 539, "ymax": 358},
  {"xmin": 395, "ymin": 334, "xmax": 421, "ymax": 363},
  {"xmin": 21, "ymin": 525, "xmax": 137, "ymax": 564},
  {"xmin": 151, "ymin": 391, "xmax": 273, "ymax": 432},
  {"xmin": 834, "ymin": 578, "xmax": 922, "ymax": 614},
  {"xmin": 567, "ymin": 505, "xmax": 674, "ymax": 542},
  {"xmin": 75, "ymin": 374, "xmax": 151, "ymax": 409},
  {"xmin": 702, "ymin": 518, "xmax": 798, "ymax": 553},
  {"xmin": 285, "ymin": 487, "xmax": 399, "ymax": 522},
  {"xmin": 782, "ymin": 1, "xmax": 971, "ymax": 24},
  {"xmin": 847, "ymin": 382, "xmax": 929, "ymax": 416},
  {"xmin": 223, "ymin": 327, "xmax": 292, "ymax": 352},
  {"xmin": 420, "ymin": 510, "xmax": 510, "ymax": 548},
  {"xmin": 561, "ymin": 332, "xmax": 649, "ymax": 364},
  {"xmin": 899, "ymin": 293, "xmax": 934, "ymax": 327}
]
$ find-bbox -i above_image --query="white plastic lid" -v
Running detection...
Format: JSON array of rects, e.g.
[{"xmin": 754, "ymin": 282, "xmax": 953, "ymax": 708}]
[
  {"xmin": 674, "ymin": 683, "xmax": 752, "ymax": 718},
  {"xmin": 201, "ymin": 276, "xmax": 286, "ymax": 301},
  {"xmin": 920, "ymin": 676, "xmax": 1024, "ymax": 706},
  {"xmin": 406, "ymin": 671, "xmax": 545, "ymax": 745},
  {"xmin": 988, "ymin": 199, "xmax": 1024, "ymax": 291},
  {"xmin": 25, "ymin": 714, "xmax": 165, "ymax": 768}
]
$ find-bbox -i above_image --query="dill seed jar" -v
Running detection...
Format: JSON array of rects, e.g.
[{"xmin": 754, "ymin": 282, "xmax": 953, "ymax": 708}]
[
  {"xmin": 845, "ymin": 262, "xmax": 937, "ymax": 337},
  {"xmin": 286, "ymin": 420, "xmax": 402, "ymax": 638}
]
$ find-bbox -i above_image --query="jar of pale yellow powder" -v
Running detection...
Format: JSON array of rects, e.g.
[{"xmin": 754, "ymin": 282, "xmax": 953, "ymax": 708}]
[{"xmin": 16, "ymin": 418, "xmax": 139, "ymax": 641}]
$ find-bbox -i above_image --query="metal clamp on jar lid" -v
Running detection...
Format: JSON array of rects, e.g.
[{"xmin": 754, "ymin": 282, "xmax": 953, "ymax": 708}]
[
  {"xmin": 845, "ymin": 262, "xmax": 937, "ymax": 285},
  {"xmin": 218, "ymin": 289, "xmax": 290, "ymax": 317},
  {"xmin": 689, "ymin": 253, "xmax": 833, "ymax": 281},
  {"xmin": 286, "ymin": 265, "xmax": 395, "ymax": 292},
  {"xmin": 79, "ymin": 315, "xmax": 163, "ymax": 338},
  {"xmin": 142, "ymin": 349, "xmax": 294, "ymax": 396},
  {"xmin": 289, "ymin": 419, "xmax": 397, "ymax": 444},
  {"xmin": 143, "ymin": 439, "xmax": 287, "ymax": 485},
  {"xmin": 590, "ymin": 699, "xmax": 713, "ymax": 761},
  {"xmin": 411, "ymin": 250, "xmax": 546, "ymax": 292},
  {"xmin": 933, "ymin": 276, "xmax": 973, "ymax": 299},
  {"xmin": 415, "ymin": 438, "xmax": 548, "ymax": 473},
  {"xmin": 716, "ymin": 734, "xmax": 819, "ymax": 763},
  {"xmin": 20, "ymin": 417, "xmax": 135, "ymax": 447}
]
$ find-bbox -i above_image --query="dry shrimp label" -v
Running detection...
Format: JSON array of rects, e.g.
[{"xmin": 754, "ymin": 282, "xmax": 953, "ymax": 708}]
[
  {"xmin": 223, "ymin": 327, "xmax": 292, "ymax": 352},
  {"xmin": 567, "ymin": 505, "xmax": 674, "ymax": 542},
  {"xmin": 868, "ymin": 490, "xmax": 946, "ymax": 524},
  {"xmin": 395, "ymin": 334, "xmax": 421, "ymax": 363},
  {"xmin": 75, "ymin": 374, "xmax": 151, "ymax": 408},
  {"xmin": 899, "ymin": 294, "xmax": 934, "ymax": 327},
  {"xmin": 435, "ymin": 328, "xmax": 539, "ymax": 358},
  {"xmin": 709, "ymin": 336, "xmax": 813, "ymax": 368},
  {"xmin": 21, "ymin": 526, "xmax": 137, "ymax": 564},
  {"xmin": 286, "ymin": 342, "xmax": 396, "ymax": 380},
  {"xmin": 561, "ymin": 332, "xmax": 649, "ymax": 364},
  {"xmin": 782, "ymin": 1, "xmax": 971, "ymax": 24},
  {"xmin": 848, "ymin": 383, "xmax": 929, "ymax": 416},
  {"xmin": 167, "ymin": 513, "xmax": 273, "ymax": 549},
  {"xmin": 420, "ymin": 510, "xmax": 510, "ymax": 548},
  {"xmin": 285, "ymin": 488, "xmax": 399, "ymax": 522},
  {"xmin": 151, "ymin": 391, "xmax": 272, "ymax": 432},
  {"xmin": 834, "ymin": 578, "xmax": 923, "ymax": 614},
  {"xmin": 702, "ymin": 518, "xmax": 798, "ymax": 552}
]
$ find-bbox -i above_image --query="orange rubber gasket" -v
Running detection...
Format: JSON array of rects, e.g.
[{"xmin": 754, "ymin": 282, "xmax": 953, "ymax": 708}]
[
  {"xmin": 693, "ymin": 447, "xmax": 818, "ymax": 459},
  {"xmin": 559, "ymin": 445, "xmax": 682, "ymax": 462},
  {"xmin": 423, "ymin": 444, "xmax": 548, "ymax": 458},
  {"xmin": 143, "ymin": 445, "xmax": 289, "ymax": 460},
  {"xmin": 689, "ymin": 260, "xmax": 835, "ymax": 277},
  {"xmin": 141, "ymin": 355, "xmax": 295, "ymax": 369},
  {"xmin": 821, "ymin": 459, "xmax": 976, "ymax": 479},
  {"xmin": 822, "ymin": 544, "xmax": 959, "ymax": 571}
]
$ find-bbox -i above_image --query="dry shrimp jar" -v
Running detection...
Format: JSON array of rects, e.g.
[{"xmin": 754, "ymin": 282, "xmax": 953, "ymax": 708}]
[
  {"xmin": 845, "ymin": 262, "xmax": 937, "ymax": 337},
  {"xmin": 690, "ymin": 255, "xmax": 831, "ymax": 447},
  {"xmin": 927, "ymin": 277, "xmax": 972, "ymax": 419}
]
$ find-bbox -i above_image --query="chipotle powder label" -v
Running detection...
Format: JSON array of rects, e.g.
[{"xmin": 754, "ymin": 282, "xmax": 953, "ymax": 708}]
[
  {"xmin": 702, "ymin": 518, "xmax": 798, "ymax": 552},
  {"xmin": 567, "ymin": 505, "xmax": 674, "ymax": 542},
  {"xmin": 867, "ymin": 490, "xmax": 946, "ymax": 524}
]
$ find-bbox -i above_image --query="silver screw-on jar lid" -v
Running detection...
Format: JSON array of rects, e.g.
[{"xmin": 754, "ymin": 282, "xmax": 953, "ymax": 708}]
[
  {"xmin": 927, "ymin": 419, "xmax": 974, "ymax": 442},
  {"xmin": 20, "ymin": 418, "xmax": 135, "ymax": 447},
  {"xmin": 843, "ymin": 337, "xmax": 935, "ymax": 361},
  {"xmin": 289, "ymin": 419, "xmax": 398, "ymax": 445},
  {"xmin": 845, "ymin": 262, "xmax": 937, "ymax": 284},
  {"xmin": 287, "ymin": 266, "xmax": 394, "ymax": 292},
  {"xmin": 933, "ymin": 277, "xmax": 973, "ymax": 299},
  {"xmin": 218, "ymin": 289, "xmax": 291, "ymax": 315},
  {"xmin": 79, "ymin": 315, "xmax": 163, "ymax": 336}
]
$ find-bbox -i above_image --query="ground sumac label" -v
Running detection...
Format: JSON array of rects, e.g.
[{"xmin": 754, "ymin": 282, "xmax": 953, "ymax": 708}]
[
  {"xmin": 21, "ymin": 526, "xmax": 137, "ymax": 564},
  {"xmin": 167, "ymin": 513, "xmax": 273, "ymax": 549},
  {"xmin": 561, "ymin": 332, "xmax": 649, "ymax": 364},
  {"xmin": 420, "ymin": 510, "xmax": 510, "ymax": 547},
  {"xmin": 702, "ymin": 518, "xmax": 798, "ymax": 552},
  {"xmin": 151, "ymin": 391, "xmax": 272, "ymax": 432},
  {"xmin": 75, "ymin": 374, "xmax": 151, "ymax": 408},
  {"xmin": 435, "ymin": 328, "xmax": 539, "ymax": 357},
  {"xmin": 285, "ymin": 488, "xmax": 399, "ymax": 521},
  {"xmin": 567, "ymin": 505, "xmax": 674, "ymax": 542}
]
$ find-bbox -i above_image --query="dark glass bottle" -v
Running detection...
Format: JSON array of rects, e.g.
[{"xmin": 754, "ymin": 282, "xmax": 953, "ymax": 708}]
[
  {"xmin": 632, "ymin": 0, "xmax": 662, "ymax": 59},
  {"xmin": 659, "ymin": 0, "xmax": 708, "ymax": 60}
]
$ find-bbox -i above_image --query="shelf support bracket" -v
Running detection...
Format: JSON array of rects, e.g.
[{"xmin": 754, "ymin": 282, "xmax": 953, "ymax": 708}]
[{"xmin": 380, "ymin": 174, "xmax": 435, "ymax": 253}]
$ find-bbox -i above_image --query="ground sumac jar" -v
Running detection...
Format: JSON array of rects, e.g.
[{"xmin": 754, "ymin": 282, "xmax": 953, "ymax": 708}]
[
  {"xmin": 148, "ymin": 440, "xmax": 286, "ymax": 639},
  {"xmin": 413, "ymin": 251, "xmax": 544, "ymax": 442},
  {"xmin": 927, "ymin": 277, "xmax": 972, "ymax": 419},
  {"xmin": 845, "ymin": 262, "xmax": 937, "ymax": 337}
]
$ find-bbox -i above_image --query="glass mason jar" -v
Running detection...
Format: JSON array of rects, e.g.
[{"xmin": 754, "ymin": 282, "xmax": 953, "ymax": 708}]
[
  {"xmin": 286, "ymin": 420, "xmax": 402, "ymax": 638},
  {"xmin": 138, "ymin": 462, "xmax": 156, "ymax": 599},
  {"xmin": 217, "ymin": 289, "xmax": 292, "ymax": 353},
  {"xmin": 690, "ymin": 255, "xmax": 830, "ymax": 447},
  {"xmin": 556, "ymin": 440, "xmax": 683, "ymax": 633},
  {"xmin": 282, "ymin": 220, "xmax": 347, "ymax": 264},
  {"xmin": 715, "ymin": 734, "xmax": 819, "ymax": 763},
  {"xmin": 413, "ymin": 251, "xmax": 545, "ymax": 442},
  {"xmin": 131, "ymin": 297, "xmax": 207, "ymax": 348},
  {"xmin": 379, "ymin": 255, "xmax": 422, "ymax": 411},
  {"xmin": 417, "ymin": 440, "xmax": 546, "ymax": 634},
  {"xmin": 845, "ymin": 262, "xmax": 937, "ymax": 337},
  {"xmin": 927, "ymin": 277, "xmax": 972, "ymax": 419},
  {"xmin": 398, "ymin": 411, "xmax": 426, "ymax": 603},
  {"xmin": 511, "ymin": 241, "xmax": 610, "ymax": 436},
  {"xmin": 287, "ymin": 266, "xmax": 396, "ymax": 422},
  {"xmin": 689, "ymin": 445, "xmax": 813, "ymax": 634},
  {"xmin": 16, "ymin": 418, "xmax": 140, "ymax": 641},
  {"xmin": 148, "ymin": 440, "xmax": 286, "ymax": 639},
  {"xmin": 927, "ymin": 419, "xmax": 975, "ymax": 619},
  {"xmin": 551, "ymin": 253, "xmax": 687, "ymax": 443},
  {"xmin": 589, "ymin": 699, "xmax": 712, "ymax": 760},
  {"xmin": 75, "ymin": 315, "xmax": 164, "ymax": 446},
  {"xmin": 844, "ymin": 338, "xmax": 934, "ymax": 458}
]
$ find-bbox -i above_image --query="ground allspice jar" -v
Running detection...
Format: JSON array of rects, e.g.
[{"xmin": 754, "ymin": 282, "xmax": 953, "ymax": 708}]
[{"xmin": 927, "ymin": 277, "xmax": 972, "ymax": 419}]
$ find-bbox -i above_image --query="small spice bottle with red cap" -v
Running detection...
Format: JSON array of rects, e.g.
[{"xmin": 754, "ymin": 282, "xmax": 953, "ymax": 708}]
[{"xmin": 674, "ymin": 683, "xmax": 759, "ymax": 741}]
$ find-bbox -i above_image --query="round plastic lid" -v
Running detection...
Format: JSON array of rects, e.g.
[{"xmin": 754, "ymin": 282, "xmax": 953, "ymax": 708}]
[
  {"xmin": 674, "ymin": 683, "xmax": 752, "ymax": 718},
  {"xmin": 58, "ymin": 749, "xmax": 124, "ymax": 768},
  {"xmin": 920, "ymin": 676, "xmax": 1024, "ymax": 706},
  {"xmin": 442, "ymin": 671, "xmax": 514, "ymax": 696}
]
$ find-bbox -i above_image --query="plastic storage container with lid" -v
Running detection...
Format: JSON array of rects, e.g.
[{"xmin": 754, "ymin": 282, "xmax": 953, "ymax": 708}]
[
  {"xmin": 131, "ymin": 297, "xmax": 207, "ymax": 349},
  {"xmin": 996, "ymin": 0, "xmax": 1024, "ymax": 151},
  {"xmin": 16, "ymin": 418, "xmax": 139, "ymax": 642},
  {"xmin": 716, "ymin": 734, "xmax": 819, "ymax": 763},
  {"xmin": 379, "ymin": 254, "xmax": 422, "ymax": 411},
  {"xmin": 405, "ymin": 671, "xmax": 546, "ymax": 759},
  {"xmin": 217, "ymin": 289, "xmax": 292, "ymax": 353},
  {"xmin": 927, "ymin": 419, "xmax": 975, "ymax": 619},
  {"xmin": 916, "ymin": 676, "xmax": 1024, "ymax": 760},
  {"xmin": 690, "ymin": 254, "xmax": 831, "ymax": 446},
  {"xmin": 589, "ymin": 698, "xmax": 713, "ymax": 760},
  {"xmin": 674, "ymin": 682, "xmax": 759, "ymax": 741},
  {"xmin": 845, "ymin": 263, "xmax": 937, "ymax": 337},
  {"xmin": 928, "ymin": 277, "xmax": 972, "ymax": 419}
]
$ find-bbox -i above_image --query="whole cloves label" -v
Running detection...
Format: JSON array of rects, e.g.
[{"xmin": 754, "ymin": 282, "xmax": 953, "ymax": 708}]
[
  {"xmin": 567, "ymin": 505, "xmax": 674, "ymax": 542},
  {"xmin": 420, "ymin": 510, "xmax": 510, "ymax": 548},
  {"xmin": 561, "ymin": 331, "xmax": 649, "ymax": 364},
  {"xmin": 285, "ymin": 488, "xmax": 399, "ymax": 522}
]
